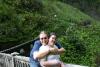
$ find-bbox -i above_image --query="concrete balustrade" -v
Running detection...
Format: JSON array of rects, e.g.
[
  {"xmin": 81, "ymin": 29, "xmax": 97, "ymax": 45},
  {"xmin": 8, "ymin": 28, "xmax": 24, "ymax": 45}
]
[
  {"xmin": 14, "ymin": 56, "xmax": 30, "ymax": 67},
  {"xmin": 0, "ymin": 53, "xmax": 88, "ymax": 67},
  {"xmin": 0, "ymin": 53, "xmax": 14, "ymax": 67},
  {"xmin": 0, "ymin": 53, "xmax": 30, "ymax": 67}
]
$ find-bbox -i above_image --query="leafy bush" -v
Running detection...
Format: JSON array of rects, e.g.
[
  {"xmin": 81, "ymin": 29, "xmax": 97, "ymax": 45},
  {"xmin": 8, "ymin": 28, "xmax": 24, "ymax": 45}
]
[
  {"xmin": 57, "ymin": 18, "xmax": 100, "ymax": 66},
  {"xmin": 2, "ymin": 0, "xmax": 43, "ymax": 12}
]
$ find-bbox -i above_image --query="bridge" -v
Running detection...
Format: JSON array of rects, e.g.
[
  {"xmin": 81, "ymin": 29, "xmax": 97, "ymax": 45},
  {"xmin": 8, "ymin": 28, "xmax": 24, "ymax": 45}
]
[{"xmin": 0, "ymin": 39, "xmax": 88, "ymax": 67}]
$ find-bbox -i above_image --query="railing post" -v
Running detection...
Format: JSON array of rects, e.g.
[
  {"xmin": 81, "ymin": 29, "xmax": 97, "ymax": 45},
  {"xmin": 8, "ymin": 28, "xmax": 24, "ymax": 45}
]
[{"xmin": 0, "ymin": 53, "xmax": 14, "ymax": 67}]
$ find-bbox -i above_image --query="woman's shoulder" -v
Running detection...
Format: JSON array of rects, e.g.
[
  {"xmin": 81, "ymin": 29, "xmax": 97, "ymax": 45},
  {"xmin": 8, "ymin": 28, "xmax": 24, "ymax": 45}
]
[
  {"xmin": 40, "ymin": 45, "xmax": 49, "ymax": 50},
  {"xmin": 41, "ymin": 45, "xmax": 49, "ymax": 48},
  {"xmin": 54, "ymin": 45, "xmax": 58, "ymax": 48}
]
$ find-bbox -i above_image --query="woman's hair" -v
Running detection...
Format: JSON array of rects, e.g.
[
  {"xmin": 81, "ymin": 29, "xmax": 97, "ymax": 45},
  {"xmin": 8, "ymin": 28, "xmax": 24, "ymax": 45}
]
[{"xmin": 49, "ymin": 32, "xmax": 56, "ymax": 37}]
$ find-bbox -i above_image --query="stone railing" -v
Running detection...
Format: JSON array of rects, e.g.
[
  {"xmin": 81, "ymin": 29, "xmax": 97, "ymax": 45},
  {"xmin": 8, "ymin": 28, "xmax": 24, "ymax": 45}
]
[
  {"xmin": 14, "ymin": 56, "xmax": 30, "ymax": 67},
  {"xmin": 0, "ymin": 53, "xmax": 88, "ymax": 67},
  {"xmin": 0, "ymin": 53, "xmax": 30, "ymax": 67}
]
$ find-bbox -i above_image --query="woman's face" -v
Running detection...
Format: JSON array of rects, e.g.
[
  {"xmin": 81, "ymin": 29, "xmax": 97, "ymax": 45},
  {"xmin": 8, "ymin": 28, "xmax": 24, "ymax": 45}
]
[{"xmin": 49, "ymin": 35, "xmax": 56, "ymax": 43}]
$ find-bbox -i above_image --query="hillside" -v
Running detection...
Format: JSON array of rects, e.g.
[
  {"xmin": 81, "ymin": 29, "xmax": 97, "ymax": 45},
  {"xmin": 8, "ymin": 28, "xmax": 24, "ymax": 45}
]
[
  {"xmin": 59, "ymin": 0, "xmax": 100, "ymax": 20},
  {"xmin": 0, "ymin": 0, "xmax": 100, "ymax": 66}
]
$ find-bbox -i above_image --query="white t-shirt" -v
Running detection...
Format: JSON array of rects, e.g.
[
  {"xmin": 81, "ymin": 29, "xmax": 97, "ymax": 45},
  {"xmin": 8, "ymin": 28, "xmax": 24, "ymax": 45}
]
[
  {"xmin": 39, "ymin": 45, "xmax": 50, "ymax": 61},
  {"xmin": 33, "ymin": 45, "xmax": 49, "ymax": 60},
  {"xmin": 47, "ymin": 45, "xmax": 60, "ymax": 61},
  {"xmin": 39, "ymin": 45, "xmax": 60, "ymax": 61}
]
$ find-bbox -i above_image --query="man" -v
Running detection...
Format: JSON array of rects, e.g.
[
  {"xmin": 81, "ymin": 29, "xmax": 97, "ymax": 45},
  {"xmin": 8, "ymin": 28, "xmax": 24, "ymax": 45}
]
[{"xmin": 30, "ymin": 31, "xmax": 65, "ymax": 67}]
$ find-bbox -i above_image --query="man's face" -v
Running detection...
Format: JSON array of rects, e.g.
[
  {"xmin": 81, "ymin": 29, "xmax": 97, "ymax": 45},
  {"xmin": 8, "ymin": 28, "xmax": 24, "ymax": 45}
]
[{"xmin": 39, "ymin": 34, "xmax": 48, "ymax": 45}]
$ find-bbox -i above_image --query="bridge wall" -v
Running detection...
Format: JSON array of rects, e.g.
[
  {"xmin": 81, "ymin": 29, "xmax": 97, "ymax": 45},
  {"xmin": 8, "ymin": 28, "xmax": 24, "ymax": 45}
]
[
  {"xmin": 0, "ymin": 53, "xmax": 30, "ymax": 67},
  {"xmin": 0, "ymin": 53, "xmax": 88, "ymax": 67}
]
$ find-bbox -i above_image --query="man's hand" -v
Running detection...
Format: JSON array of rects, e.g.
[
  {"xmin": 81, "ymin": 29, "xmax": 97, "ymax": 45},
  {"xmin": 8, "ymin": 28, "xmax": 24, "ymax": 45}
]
[
  {"xmin": 49, "ymin": 47, "xmax": 65, "ymax": 55},
  {"xmin": 49, "ymin": 48, "xmax": 58, "ymax": 54}
]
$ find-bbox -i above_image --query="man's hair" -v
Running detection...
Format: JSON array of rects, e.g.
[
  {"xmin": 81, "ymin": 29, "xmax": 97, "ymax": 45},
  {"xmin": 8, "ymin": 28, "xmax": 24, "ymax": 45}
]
[
  {"xmin": 39, "ymin": 31, "xmax": 48, "ymax": 37},
  {"xmin": 40, "ymin": 31, "xmax": 47, "ymax": 34}
]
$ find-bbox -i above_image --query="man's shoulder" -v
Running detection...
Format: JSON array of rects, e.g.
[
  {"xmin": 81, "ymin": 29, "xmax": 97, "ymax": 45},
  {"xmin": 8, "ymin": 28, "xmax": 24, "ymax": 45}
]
[
  {"xmin": 55, "ymin": 41, "xmax": 62, "ymax": 49},
  {"xmin": 34, "ymin": 40, "xmax": 41, "ymax": 44},
  {"xmin": 55, "ymin": 42, "xmax": 60, "ymax": 45},
  {"xmin": 33, "ymin": 40, "xmax": 42, "ymax": 47}
]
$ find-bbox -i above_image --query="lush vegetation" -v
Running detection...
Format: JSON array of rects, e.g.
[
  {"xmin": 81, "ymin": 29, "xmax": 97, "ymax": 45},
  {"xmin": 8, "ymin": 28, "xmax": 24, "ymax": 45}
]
[
  {"xmin": 59, "ymin": 0, "xmax": 100, "ymax": 20},
  {"xmin": 0, "ymin": 0, "xmax": 100, "ymax": 66}
]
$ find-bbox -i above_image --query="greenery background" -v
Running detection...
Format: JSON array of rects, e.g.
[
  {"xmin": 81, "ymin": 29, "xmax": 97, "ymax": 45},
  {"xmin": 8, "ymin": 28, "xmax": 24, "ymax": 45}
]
[{"xmin": 0, "ymin": 0, "xmax": 100, "ymax": 67}]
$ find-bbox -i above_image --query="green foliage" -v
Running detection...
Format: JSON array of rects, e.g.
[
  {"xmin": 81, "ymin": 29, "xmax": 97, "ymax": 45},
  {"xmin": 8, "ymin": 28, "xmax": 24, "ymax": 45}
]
[
  {"xmin": 59, "ymin": 21, "xmax": 100, "ymax": 66},
  {"xmin": 2, "ymin": 0, "xmax": 43, "ymax": 12},
  {"xmin": 0, "ymin": 0, "xmax": 43, "ymax": 43}
]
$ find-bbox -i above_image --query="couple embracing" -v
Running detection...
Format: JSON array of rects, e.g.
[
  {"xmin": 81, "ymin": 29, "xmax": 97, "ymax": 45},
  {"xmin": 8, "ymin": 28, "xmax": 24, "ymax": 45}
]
[{"xmin": 30, "ymin": 31, "xmax": 65, "ymax": 67}]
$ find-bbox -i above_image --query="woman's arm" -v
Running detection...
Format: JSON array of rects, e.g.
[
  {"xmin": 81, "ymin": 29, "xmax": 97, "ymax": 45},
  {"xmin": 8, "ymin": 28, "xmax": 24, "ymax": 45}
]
[{"xmin": 41, "ymin": 60, "xmax": 61, "ymax": 67}]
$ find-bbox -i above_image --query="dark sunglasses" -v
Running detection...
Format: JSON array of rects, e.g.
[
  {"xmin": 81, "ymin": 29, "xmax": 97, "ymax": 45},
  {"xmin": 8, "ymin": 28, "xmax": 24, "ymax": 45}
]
[{"xmin": 40, "ymin": 37, "xmax": 47, "ymax": 40}]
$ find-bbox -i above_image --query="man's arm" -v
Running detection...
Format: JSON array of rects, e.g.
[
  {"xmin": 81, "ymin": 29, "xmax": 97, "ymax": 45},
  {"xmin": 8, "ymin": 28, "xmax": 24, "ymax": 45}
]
[
  {"xmin": 34, "ymin": 49, "xmax": 49, "ymax": 59},
  {"xmin": 33, "ymin": 41, "xmax": 49, "ymax": 59},
  {"xmin": 49, "ymin": 47, "xmax": 65, "ymax": 55},
  {"xmin": 41, "ymin": 60, "xmax": 61, "ymax": 67},
  {"xmin": 57, "ymin": 47, "xmax": 65, "ymax": 54},
  {"xmin": 49, "ymin": 42, "xmax": 65, "ymax": 54},
  {"xmin": 56, "ymin": 42, "xmax": 65, "ymax": 54}
]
